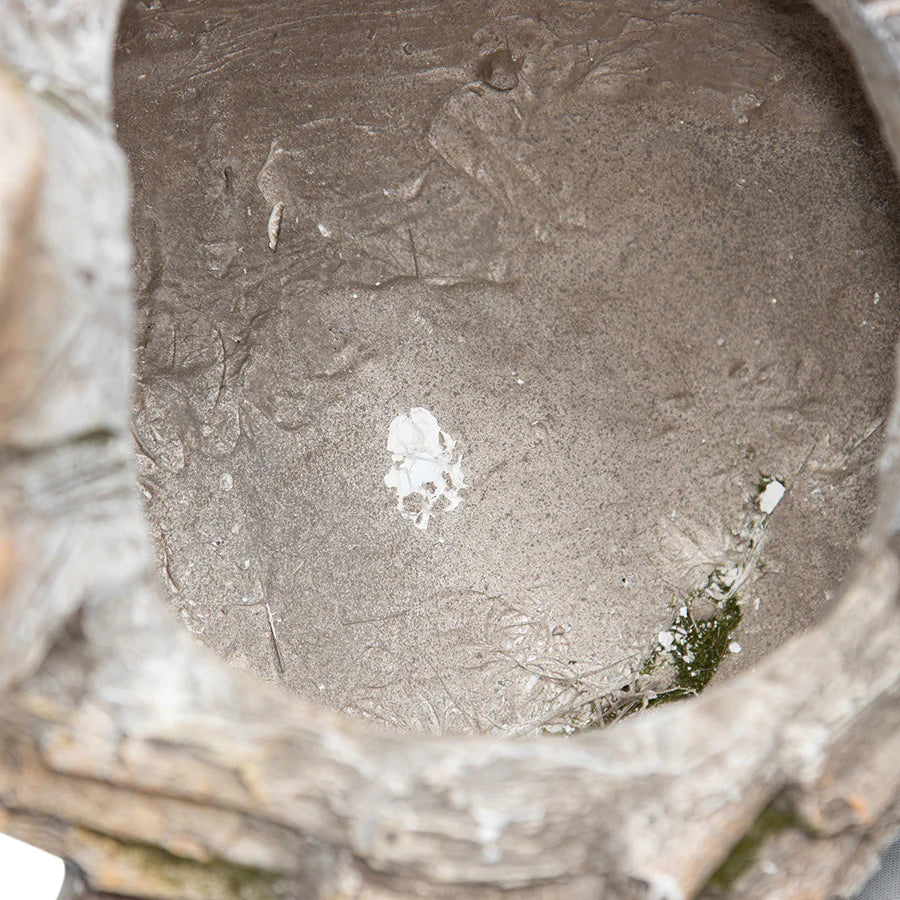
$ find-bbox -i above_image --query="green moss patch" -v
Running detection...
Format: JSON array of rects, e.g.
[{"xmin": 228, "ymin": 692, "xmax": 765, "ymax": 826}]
[
  {"xmin": 650, "ymin": 581, "xmax": 742, "ymax": 703},
  {"xmin": 589, "ymin": 566, "xmax": 744, "ymax": 728},
  {"xmin": 703, "ymin": 803, "xmax": 809, "ymax": 892},
  {"xmin": 77, "ymin": 830, "xmax": 284, "ymax": 900}
]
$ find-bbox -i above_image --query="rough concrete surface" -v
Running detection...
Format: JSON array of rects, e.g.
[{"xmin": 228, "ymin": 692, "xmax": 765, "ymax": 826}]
[{"xmin": 113, "ymin": 0, "xmax": 900, "ymax": 734}]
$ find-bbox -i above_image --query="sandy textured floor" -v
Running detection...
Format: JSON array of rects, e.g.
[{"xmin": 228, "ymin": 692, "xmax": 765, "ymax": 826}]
[{"xmin": 114, "ymin": 0, "xmax": 900, "ymax": 734}]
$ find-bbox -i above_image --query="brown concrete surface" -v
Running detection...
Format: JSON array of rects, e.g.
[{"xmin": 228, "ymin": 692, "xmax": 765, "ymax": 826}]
[{"xmin": 113, "ymin": 0, "xmax": 900, "ymax": 734}]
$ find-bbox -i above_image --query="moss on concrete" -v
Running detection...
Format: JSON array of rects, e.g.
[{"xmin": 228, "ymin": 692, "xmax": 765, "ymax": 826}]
[
  {"xmin": 702, "ymin": 803, "xmax": 810, "ymax": 891},
  {"xmin": 76, "ymin": 829, "xmax": 284, "ymax": 900}
]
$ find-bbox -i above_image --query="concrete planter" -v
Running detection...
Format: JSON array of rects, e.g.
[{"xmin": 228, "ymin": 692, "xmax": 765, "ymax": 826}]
[{"xmin": 1, "ymin": 2, "xmax": 898, "ymax": 898}]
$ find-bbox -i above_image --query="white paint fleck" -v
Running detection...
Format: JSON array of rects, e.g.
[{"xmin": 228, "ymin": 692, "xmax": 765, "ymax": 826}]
[
  {"xmin": 384, "ymin": 408, "xmax": 465, "ymax": 530},
  {"xmin": 220, "ymin": 472, "xmax": 233, "ymax": 491},
  {"xmin": 317, "ymin": 222, "xmax": 332, "ymax": 238},
  {"xmin": 758, "ymin": 479, "xmax": 785, "ymax": 515},
  {"xmin": 728, "ymin": 641, "xmax": 742, "ymax": 654},
  {"xmin": 718, "ymin": 567, "xmax": 739, "ymax": 590},
  {"xmin": 658, "ymin": 630, "xmax": 675, "ymax": 651}
]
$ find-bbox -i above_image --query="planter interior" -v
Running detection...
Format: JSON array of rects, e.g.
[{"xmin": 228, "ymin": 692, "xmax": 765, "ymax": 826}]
[{"xmin": 112, "ymin": 0, "xmax": 900, "ymax": 736}]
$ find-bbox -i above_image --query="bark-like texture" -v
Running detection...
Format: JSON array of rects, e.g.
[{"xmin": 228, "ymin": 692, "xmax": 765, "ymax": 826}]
[{"xmin": 0, "ymin": 1, "xmax": 898, "ymax": 898}]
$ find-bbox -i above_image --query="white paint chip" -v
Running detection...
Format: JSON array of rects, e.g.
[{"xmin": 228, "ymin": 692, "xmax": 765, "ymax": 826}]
[
  {"xmin": 384, "ymin": 408, "xmax": 464, "ymax": 530},
  {"xmin": 729, "ymin": 641, "xmax": 742, "ymax": 654},
  {"xmin": 658, "ymin": 630, "xmax": 675, "ymax": 651},
  {"xmin": 758, "ymin": 479, "xmax": 785, "ymax": 515}
]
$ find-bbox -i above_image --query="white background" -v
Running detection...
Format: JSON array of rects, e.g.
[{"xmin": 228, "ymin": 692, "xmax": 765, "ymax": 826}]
[{"xmin": 0, "ymin": 833, "xmax": 64, "ymax": 900}]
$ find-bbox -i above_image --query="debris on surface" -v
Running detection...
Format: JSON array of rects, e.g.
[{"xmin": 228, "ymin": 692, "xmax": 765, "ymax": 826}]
[
  {"xmin": 384, "ymin": 407, "xmax": 464, "ymax": 530},
  {"xmin": 267, "ymin": 201, "xmax": 284, "ymax": 251},
  {"xmin": 758, "ymin": 479, "xmax": 786, "ymax": 515}
]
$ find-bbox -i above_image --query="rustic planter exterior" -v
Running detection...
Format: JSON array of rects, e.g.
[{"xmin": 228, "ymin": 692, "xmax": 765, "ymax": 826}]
[{"xmin": 1, "ymin": 2, "xmax": 899, "ymax": 898}]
